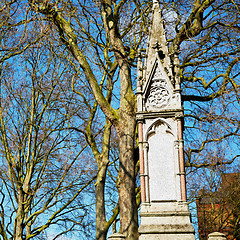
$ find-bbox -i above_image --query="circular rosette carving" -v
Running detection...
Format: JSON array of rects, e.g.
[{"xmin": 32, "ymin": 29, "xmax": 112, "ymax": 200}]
[{"xmin": 146, "ymin": 79, "xmax": 171, "ymax": 110}]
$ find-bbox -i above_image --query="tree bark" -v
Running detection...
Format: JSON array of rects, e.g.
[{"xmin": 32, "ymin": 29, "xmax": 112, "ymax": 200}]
[
  {"xmin": 118, "ymin": 120, "xmax": 138, "ymax": 240},
  {"xmin": 95, "ymin": 162, "xmax": 108, "ymax": 240},
  {"xmin": 117, "ymin": 60, "xmax": 138, "ymax": 240},
  {"xmin": 14, "ymin": 189, "xmax": 24, "ymax": 240}
]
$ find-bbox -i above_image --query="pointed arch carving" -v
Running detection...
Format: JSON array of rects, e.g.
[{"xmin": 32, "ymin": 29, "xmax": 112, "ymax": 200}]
[
  {"xmin": 146, "ymin": 118, "xmax": 174, "ymax": 141},
  {"xmin": 145, "ymin": 118, "xmax": 177, "ymax": 201},
  {"xmin": 142, "ymin": 58, "xmax": 181, "ymax": 112}
]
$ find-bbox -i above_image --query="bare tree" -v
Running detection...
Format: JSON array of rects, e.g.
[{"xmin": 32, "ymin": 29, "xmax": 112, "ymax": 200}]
[
  {"xmin": 0, "ymin": 0, "xmax": 239, "ymax": 239},
  {"xmin": 0, "ymin": 36, "xmax": 98, "ymax": 240}
]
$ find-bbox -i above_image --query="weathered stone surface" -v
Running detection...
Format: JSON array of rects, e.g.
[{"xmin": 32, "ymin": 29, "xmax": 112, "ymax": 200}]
[
  {"xmin": 142, "ymin": 117, "xmax": 181, "ymax": 202},
  {"xmin": 144, "ymin": 61, "xmax": 181, "ymax": 112},
  {"xmin": 208, "ymin": 232, "xmax": 227, "ymax": 240},
  {"xmin": 147, "ymin": 119, "xmax": 177, "ymax": 201},
  {"xmin": 139, "ymin": 233, "xmax": 195, "ymax": 240},
  {"xmin": 139, "ymin": 202, "xmax": 195, "ymax": 240},
  {"xmin": 108, "ymin": 233, "xmax": 126, "ymax": 239}
]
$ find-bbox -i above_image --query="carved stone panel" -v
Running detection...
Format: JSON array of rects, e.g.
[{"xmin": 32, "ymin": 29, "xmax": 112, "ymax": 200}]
[
  {"xmin": 146, "ymin": 78, "xmax": 170, "ymax": 110},
  {"xmin": 147, "ymin": 120, "xmax": 177, "ymax": 201},
  {"xmin": 144, "ymin": 61, "xmax": 181, "ymax": 111}
]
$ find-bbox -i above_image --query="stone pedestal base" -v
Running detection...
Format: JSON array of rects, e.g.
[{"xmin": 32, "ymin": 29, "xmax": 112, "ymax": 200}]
[
  {"xmin": 108, "ymin": 233, "xmax": 126, "ymax": 239},
  {"xmin": 208, "ymin": 232, "xmax": 227, "ymax": 240},
  {"xmin": 139, "ymin": 201, "xmax": 195, "ymax": 240}
]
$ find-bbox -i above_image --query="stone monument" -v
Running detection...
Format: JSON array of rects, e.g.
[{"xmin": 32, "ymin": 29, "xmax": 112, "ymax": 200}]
[{"xmin": 136, "ymin": 1, "xmax": 195, "ymax": 239}]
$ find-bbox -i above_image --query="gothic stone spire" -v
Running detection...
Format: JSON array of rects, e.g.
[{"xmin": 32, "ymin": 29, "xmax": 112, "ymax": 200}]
[
  {"xmin": 137, "ymin": 1, "xmax": 181, "ymax": 114},
  {"xmin": 145, "ymin": 0, "xmax": 172, "ymax": 85},
  {"xmin": 137, "ymin": 2, "xmax": 195, "ymax": 239}
]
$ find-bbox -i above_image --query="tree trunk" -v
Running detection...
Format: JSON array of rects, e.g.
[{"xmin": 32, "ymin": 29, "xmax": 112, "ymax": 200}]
[
  {"xmin": 117, "ymin": 80, "xmax": 138, "ymax": 240},
  {"xmin": 14, "ymin": 189, "xmax": 24, "ymax": 240},
  {"xmin": 118, "ymin": 117, "xmax": 138, "ymax": 240},
  {"xmin": 95, "ymin": 162, "xmax": 108, "ymax": 240},
  {"xmin": 94, "ymin": 119, "xmax": 111, "ymax": 240}
]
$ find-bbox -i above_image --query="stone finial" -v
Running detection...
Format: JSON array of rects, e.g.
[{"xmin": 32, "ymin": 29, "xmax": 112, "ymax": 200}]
[
  {"xmin": 208, "ymin": 232, "xmax": 227, "ymax": 240},
  {"xmin": 108, "ymin": 233, "xmax": 126, "ymax": 240}
]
